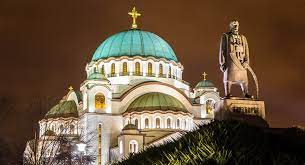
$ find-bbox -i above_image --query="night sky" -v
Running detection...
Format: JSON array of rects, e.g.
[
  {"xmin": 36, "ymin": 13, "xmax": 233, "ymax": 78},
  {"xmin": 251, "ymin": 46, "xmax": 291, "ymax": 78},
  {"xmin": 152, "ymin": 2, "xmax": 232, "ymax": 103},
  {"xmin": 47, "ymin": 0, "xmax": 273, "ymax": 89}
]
[{"xmin": 0, "ymin": 0, "xmax": 305, "ymax": 161}]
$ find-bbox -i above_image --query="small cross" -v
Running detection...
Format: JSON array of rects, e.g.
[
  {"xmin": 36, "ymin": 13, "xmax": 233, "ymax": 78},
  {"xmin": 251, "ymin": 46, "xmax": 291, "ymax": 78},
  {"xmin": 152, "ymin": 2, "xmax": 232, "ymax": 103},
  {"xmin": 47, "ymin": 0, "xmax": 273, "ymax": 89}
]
[
  {"xmin": 68, "ymin": 86, "xmax": 73, "ymax": 91},
  {"xmin": 202, "ymin": 72, "xmax": 208, "ymax": 81},
  {"xmin": 128, "ymin": 7, "xmax": 141, "ymax": 29}
]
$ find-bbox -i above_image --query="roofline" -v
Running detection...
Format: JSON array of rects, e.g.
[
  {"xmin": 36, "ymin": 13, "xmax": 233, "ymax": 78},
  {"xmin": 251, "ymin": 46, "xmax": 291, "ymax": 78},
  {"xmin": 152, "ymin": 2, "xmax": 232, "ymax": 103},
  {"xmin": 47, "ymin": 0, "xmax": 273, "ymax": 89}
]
[{"xmin": 114, "ymin": 81, "xmax": 195, "ymax": 105}]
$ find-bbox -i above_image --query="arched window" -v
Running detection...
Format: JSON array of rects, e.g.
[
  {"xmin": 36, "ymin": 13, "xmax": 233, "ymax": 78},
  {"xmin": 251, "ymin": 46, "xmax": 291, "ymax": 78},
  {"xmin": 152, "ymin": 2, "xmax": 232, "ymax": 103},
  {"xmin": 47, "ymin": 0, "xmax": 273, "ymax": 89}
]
[
  {"xmin": 168, "ymin": 66, "xmax": 172, "ymax": 78},
  {"xmin": 206, "ymin": 99, "xmax": 216, "ymax": 114},
  {"xmin": 129, "ymin": 140, "xmax": 138, "ymax": 153},
  {"xmin": 100, "ymin": 65, "xmax": 105, "ymax": 75},
  {"xmin": 159, "ymin": 64, "xmax": 163, "ymax": 77},
  {"xmin": 147, "ymin": 62, "xmax": 152, "ymax": 76},
  {"xmin": 156, "ymin": 118, "xmax": 161, "ymax": 128},
  {"xmin": 134, "ymin": 119, "xmax": 138, "ymax": 128},
  {"xmin": 70, "ymin": 125, "xmax": 75, "ymax": 134},
  {"xmin": 135, "ymin": 62, "xmax": 141, "ymax": 75},
  {"xmin": 119, "ymin": 140, "xmax": 123, "ymax": 154},
  {"xmin": 177, "ymin": 119, "xmax": 180, "ymax": 129},
  {"xmin": 95, "ymin": 93, "xmax": 106, "ymax": 109},
  {"xmin": 111, "ymin": 63, "xmax": 115, "ymax": 76},
  {"xmin": 144, "ymin": 118, "xmax": 149, "ymax": 129},
  {"xmin": 123, "ymin": 62, "xmax": 128, "ymax": 76},
  {"xmin": 167, "ymin": 118, "xmax": 171, "ymax": 128}
]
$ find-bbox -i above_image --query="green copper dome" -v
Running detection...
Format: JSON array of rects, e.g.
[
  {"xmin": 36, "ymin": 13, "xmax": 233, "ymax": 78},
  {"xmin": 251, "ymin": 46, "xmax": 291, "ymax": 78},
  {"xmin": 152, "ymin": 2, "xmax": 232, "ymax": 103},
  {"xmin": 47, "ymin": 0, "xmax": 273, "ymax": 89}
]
[
  {"xmin": 125, "ymin": 92, "xmax": 187, "ymax": 113},
  {"xmin": 92, "ymin": 29, "xmax": 178, "ymax": 62},
  {"xmin": 87, "ymin": 72, "xmax": 109, "ymax": 81},
  {"xmin": 45, "ymin": 100, "xmax": 78, "ymax": 119},
  {"xmin": 195, "ymin": 80, "xmax": 215, "ymax": 89},
  {"xmin": 122, "ymin": 123, "xmax": 138, "ymax": 131}
]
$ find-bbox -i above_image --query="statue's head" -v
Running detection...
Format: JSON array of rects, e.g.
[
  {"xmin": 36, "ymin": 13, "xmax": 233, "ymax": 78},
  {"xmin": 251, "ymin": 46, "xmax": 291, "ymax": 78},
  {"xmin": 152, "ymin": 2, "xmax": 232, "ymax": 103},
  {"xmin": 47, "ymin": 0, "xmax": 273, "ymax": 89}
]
[{"xmin": 229, "ymin": 20, "xmax": 239, "ymax": 34}]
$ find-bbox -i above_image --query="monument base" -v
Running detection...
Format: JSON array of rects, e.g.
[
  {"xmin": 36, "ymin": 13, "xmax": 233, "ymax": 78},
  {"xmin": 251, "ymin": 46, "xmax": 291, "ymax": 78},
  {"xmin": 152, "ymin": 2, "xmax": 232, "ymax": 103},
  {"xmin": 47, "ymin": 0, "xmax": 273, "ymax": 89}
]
[{"xmin": 215, "ymin": 97, "xmax": 267, "ymax": 127}]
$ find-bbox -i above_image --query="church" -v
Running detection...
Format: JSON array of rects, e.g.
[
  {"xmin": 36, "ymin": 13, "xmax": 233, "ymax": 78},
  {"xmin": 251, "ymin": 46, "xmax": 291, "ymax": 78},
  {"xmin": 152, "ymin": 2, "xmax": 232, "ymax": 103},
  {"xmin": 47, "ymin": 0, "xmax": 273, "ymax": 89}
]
[{"xmin": 24, "ymin": 7, "xmax": 227, "ymax": 165}]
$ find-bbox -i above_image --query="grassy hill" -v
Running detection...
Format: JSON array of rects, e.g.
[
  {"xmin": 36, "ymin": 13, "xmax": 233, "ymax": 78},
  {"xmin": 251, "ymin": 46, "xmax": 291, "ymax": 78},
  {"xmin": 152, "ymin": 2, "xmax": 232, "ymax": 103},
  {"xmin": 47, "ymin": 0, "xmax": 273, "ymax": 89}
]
[{"xmin": 116, "ymin": 120, "xmax": 305, "ymax": 165}]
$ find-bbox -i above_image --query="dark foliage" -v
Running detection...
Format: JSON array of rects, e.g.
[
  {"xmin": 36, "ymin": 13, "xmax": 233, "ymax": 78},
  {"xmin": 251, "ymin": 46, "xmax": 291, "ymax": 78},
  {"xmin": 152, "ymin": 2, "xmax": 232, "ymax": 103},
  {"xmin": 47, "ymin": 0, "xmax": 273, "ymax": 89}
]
[{"xmin": 116, "ymin": 120, "xmax": 305, "ymax": 165}]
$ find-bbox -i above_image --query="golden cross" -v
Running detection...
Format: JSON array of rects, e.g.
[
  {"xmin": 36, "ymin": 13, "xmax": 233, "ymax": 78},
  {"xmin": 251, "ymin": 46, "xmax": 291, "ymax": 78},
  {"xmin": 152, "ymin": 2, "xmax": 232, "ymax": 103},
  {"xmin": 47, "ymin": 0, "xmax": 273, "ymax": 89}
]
[
  {"xmin": 202, "ymin": 72, "xmax": 208, "ymax": 81},
  {"xmin": 128, "ymin": 7, "xmax": 141, "ymax": 29},
  {"xmin": 68, "ymin": 86, "xmax": 73, "ymax": 91}
]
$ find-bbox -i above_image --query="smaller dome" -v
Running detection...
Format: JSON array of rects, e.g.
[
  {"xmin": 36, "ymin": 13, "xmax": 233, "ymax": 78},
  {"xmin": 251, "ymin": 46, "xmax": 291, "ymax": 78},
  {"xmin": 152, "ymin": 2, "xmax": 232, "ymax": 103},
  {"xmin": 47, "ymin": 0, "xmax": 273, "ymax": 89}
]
[
  {"xmin": 125, "ymin": 92, "xmax": 188, "ymax": 113},
  {"xmin": 122, "ymin": 123, "xmax": 138, "ymax": 131},
  {"xmin": 195, "ymin": 80, "xmax": 215, "ymax": 89},
  {"xmin": 87, "ymin": 72, "xmax": 109, "ymax": 81},
  {"xmin": 45, "ymin": 100, "xmax": 78, "ymax": 119}
]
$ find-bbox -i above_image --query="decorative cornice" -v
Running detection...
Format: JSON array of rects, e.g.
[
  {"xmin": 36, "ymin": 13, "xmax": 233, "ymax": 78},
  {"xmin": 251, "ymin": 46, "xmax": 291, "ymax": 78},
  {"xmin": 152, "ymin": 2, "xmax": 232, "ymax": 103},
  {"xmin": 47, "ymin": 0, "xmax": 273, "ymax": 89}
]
[{"xmin": 89, "ymin": 56, "xmax": 183, "ymax": 69}]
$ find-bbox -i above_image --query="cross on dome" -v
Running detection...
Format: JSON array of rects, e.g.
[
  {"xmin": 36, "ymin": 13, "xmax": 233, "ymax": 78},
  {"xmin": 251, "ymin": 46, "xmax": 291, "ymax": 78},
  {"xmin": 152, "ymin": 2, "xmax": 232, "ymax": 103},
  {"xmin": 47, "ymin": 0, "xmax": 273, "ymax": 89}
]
[
  {"xmin": 68, "ymin": 86, "xmax": 74, "ymax": 91},
  {"xmin": 202, "ymin": 72, "xmax": 208, "ymax": 81},
  {"xmin": 128, "ymin": 7, "xmax": 141, "ymax": 29}
]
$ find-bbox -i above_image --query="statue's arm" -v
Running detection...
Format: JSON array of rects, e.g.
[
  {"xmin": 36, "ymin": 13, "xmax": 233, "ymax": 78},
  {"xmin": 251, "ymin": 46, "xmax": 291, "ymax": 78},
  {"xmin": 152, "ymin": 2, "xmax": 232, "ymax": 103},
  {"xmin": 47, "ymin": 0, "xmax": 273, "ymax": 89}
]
[{"xmin": 219, "ymin": 34, "xmax": 227, "ymax": 72}]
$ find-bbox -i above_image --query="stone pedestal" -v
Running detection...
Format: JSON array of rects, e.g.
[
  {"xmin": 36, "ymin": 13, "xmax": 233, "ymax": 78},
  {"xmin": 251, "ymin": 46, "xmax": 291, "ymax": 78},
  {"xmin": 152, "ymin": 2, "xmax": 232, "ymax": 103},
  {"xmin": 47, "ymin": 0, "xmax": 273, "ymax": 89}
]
[{"xmin": 215, "ymin": 97, "xmax": 267, "ymax": 126}]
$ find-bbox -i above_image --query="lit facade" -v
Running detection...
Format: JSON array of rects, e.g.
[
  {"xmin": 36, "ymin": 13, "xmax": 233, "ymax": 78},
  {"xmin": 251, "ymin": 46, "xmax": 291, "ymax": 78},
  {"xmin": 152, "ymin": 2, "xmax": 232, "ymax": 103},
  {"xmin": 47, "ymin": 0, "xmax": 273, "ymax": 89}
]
[{"xmin": 24, "ymin": 8, "xmax": 221, "ymax": 165}]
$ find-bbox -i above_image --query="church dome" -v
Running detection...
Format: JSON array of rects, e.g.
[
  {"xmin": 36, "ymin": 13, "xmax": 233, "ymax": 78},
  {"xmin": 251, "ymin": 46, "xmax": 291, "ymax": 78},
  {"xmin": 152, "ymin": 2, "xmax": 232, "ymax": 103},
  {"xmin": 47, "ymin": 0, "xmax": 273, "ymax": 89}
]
[
  {"xmin": 122, "ymin": 123, "xmax": 138, "ymax": 131},
  {"xmin": 92, "ymin": 29, "xmax": 178, "ymax": 62},
  {"xmin": 125, "ymin": 92, "xmax": 188, "ymax": 113},
  {"xmin": 87, "ymin": 72, "xmax": 109, "ymax": 81},
  {"xmin": 45, "ymin": 100, "xmax": 78, "ymax": 119},
  {"xmin": 195, "ymin": 80, "xmax": 215, "ymax": 89}
]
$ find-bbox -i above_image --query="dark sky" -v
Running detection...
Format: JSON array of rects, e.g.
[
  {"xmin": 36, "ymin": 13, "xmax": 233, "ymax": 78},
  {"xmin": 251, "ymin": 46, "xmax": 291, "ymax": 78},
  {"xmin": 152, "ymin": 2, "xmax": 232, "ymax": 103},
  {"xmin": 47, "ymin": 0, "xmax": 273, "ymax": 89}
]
[{"xmin": 0, "ymin": 0, "xmax": 305, "ymax": 151}]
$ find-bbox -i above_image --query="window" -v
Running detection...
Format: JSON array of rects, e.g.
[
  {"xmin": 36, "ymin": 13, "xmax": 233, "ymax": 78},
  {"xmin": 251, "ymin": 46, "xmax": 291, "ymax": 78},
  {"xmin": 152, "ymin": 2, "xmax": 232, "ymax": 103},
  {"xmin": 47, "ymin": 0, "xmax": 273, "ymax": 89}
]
[
  {"xmin": 147, "ymin": 62, "xmax": 152, "ymax": 76},
  {"xmin": 135, "ymin": 62, "xmax": 141, "ymax": 75},
  {"xmin": 177, "ymin": 119, "xmax": 180, "ymax": 129},
  {"xmin": 134, "ymin": 119, "xmax": 138, "ymax": 128},
  {"xmin": 167, "ymin": 118, "xmax": 171, "ymax": 128},
  {"xmin": 206, "ymin": 99, "xmax": 216, "ymax": 114},
  {"xmin": 95, "ymin": 93, "xmax": 106, "ymax": 109},
  {"xmin": 111, "ymin": 63, "xmax": 115, "ymax": 76},
  {"xmin": 159, "ymin": 64, "xmax": 163, "ymax": 77},
  {"xmin": 144, "ymin": 118, "xmax": 149, "ymax": 128},
  {"xmin": 123, "ymin": 62, "xmax": 128, "ymax": 75},
  {"xmin": 168, "ymin": 66, "xmax": 172, "ymax": 78},
  {"xmin": 70, "ymin": 125, "xmax": 75, "ymax": 134},
  {"xmin": 98, "ymin": 124, "xmax": 102, "ymax": 164},
  {"xmin": 119, "ymin": 140, "xmax": 123, "ymax": 154},
  {"xmin": 129, "ymin": 140, "xmax": 138, "ymax": 153},
  {"xmin": 101, "ymin": 65, "xmax": 105, "ymax": 75},
  {"xmin": 156, "ymin": 118, "xmax": 161, "ymax": 128}
]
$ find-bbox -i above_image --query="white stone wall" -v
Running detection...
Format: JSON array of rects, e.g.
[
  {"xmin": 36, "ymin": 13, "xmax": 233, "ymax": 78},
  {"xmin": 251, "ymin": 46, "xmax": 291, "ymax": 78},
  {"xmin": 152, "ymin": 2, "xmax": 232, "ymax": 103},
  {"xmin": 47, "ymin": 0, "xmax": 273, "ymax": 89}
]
[
  {"xmin": 79, "ymin": 113, "xmax": 123, "ymax": 165},
  {"xmin": 118, "ymin": 133, "xmax": 144, "ymax": 160}
]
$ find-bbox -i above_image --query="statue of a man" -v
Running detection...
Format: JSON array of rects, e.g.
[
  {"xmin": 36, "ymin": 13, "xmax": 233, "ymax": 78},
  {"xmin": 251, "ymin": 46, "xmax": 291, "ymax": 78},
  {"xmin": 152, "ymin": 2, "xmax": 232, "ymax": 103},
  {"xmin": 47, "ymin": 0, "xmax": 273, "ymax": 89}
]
[{"xmin": 219, "ymin": 20, "xmax": 251, "ymax": 98}]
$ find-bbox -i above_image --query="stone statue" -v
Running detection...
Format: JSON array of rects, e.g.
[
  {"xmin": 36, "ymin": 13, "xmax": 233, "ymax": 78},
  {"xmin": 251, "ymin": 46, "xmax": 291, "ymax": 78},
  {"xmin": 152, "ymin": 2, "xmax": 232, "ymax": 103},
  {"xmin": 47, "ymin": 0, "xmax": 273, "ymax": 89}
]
[{"xmin": 219, "ymin": 20, "xmax": 259, "ymax": 98}]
